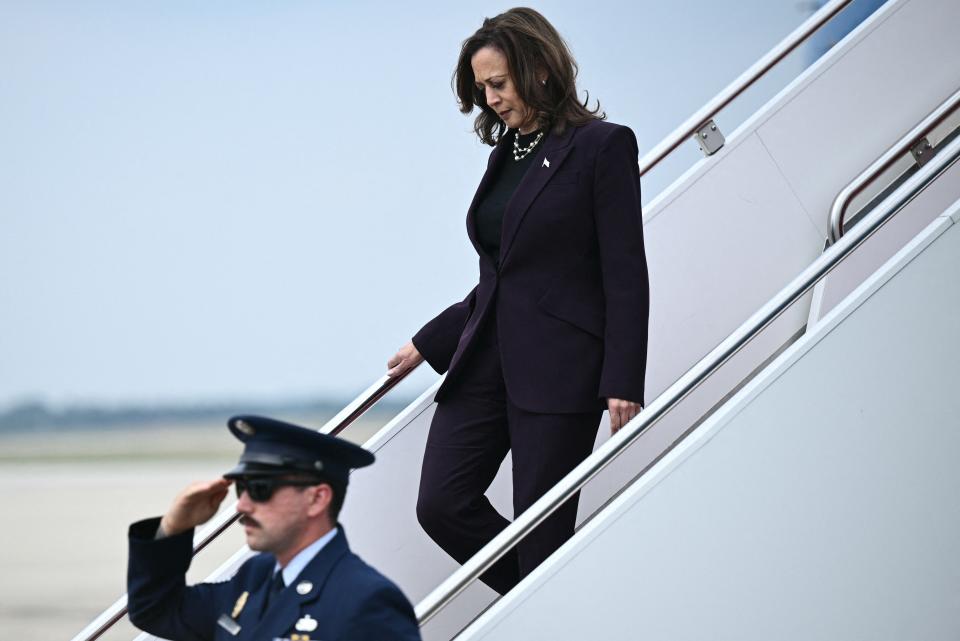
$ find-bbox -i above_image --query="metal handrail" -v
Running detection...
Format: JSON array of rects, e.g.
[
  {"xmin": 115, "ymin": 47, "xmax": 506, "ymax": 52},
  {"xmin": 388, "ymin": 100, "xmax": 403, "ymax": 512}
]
[
  {"xmin": 415, "ymin": 130, "xmax": 960, "ymax": 627},
  {"xmin": 68, "ymin": 366, "xmax": 419, "ymax": 641},
  {"xmin": 637, "ymin": 0, "xmax": 855, "ymax": 177},
  {"xmin": 828, "ymin": 85, "xmax": 960, "ymax": 244}
]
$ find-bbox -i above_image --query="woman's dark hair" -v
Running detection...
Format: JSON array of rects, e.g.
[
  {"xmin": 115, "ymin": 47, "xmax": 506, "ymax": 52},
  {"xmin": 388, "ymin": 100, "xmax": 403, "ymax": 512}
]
[{"xmin": 453, "ymin": 7, "xmax": 605, "ymax": 146}]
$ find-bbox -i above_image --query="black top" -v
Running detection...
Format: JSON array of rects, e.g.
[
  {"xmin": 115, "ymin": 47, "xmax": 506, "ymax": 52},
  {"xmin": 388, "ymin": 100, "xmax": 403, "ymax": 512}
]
[{"xmin": 475, "ymin": 128, "xmax": 543, "ymax": 264}]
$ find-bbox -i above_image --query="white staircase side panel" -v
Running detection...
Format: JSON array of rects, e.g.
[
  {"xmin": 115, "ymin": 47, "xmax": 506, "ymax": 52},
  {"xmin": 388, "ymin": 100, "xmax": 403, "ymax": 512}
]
[
  {"xmin": 459, "ymin": 204, "xmax": 960, "ymax": 641},
  {"xmin": 810, "ymin": 155, "xmax": 960, "ymax": 324},
  {"xmin": 752, "ymin": 0, "xmax": 960, "ymax": 232},
  {"xmin": 596, "ymin": 0, "xmax": 960, "ymax": 536}
]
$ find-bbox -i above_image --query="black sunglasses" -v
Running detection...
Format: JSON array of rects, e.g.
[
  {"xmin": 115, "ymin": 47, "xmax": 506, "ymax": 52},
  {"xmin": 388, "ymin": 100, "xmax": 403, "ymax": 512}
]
[{"xmin": 233, "ymin": 477, "xmax": 320, "ymax": 503}]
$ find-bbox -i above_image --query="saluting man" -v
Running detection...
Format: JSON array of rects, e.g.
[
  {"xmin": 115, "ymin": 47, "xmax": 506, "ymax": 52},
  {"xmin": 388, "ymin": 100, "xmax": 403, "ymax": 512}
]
[{"xmin": 126, "ymin": 415, "xmax": 421, "ymax": 641}]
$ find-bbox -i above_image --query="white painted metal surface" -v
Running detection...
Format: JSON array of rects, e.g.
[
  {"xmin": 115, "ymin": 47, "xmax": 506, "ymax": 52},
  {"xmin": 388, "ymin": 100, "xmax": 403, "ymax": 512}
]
[
  {"xmin": 750, "ymin": 0, "xmax": 960, "ymax": 230},
  {"xmin": 809, "ymin": 156, "xmax": 960, "ymax": 325},
  {"xmin": 459, "ymin": 201, "xmax": 960, "ymax": 640}
]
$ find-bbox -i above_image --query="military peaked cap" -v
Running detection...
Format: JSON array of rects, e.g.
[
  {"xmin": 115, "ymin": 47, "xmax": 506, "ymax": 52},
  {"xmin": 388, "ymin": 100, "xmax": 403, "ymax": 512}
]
[{"xmin": 222, "ymin": 415, "xmax": 374, "ymax": 486}]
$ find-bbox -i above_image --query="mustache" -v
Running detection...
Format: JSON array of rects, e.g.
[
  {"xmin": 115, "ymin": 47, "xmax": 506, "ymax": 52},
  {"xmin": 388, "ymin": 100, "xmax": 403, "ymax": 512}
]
[{"xmin": 238, "ymin": 515, "xmax": 261, "ymax": 528}]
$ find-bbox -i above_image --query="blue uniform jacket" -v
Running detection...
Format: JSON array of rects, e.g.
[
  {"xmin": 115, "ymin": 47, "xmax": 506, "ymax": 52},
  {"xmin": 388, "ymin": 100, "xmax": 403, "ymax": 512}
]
[{"xmin": 127, "ymin": 517, "xmax": 421, "ymax": 641}]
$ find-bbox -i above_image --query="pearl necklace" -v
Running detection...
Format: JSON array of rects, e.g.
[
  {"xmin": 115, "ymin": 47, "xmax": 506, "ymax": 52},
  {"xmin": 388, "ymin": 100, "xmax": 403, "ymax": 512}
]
[{"xmin": 513, "ymin": 129, "xmax": 544, "ymax": 161}]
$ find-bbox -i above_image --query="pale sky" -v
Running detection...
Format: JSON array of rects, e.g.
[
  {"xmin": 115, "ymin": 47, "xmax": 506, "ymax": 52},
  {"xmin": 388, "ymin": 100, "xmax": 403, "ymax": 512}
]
[{"xmin": 0, "ymin": 1, "xmax": 820, "ymax": 409}]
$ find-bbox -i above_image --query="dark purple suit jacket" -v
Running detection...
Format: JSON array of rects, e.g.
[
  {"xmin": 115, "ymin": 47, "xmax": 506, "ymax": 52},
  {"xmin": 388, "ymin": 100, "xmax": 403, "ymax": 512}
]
[{"xmin": 412, "ymin": 119, "xmax": 649, "ymax": 414}]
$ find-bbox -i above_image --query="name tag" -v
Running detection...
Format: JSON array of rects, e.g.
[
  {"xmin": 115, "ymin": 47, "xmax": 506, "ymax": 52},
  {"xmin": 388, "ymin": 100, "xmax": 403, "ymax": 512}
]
[{"xmin": 216, "ymin": 614, "xmax": 241, "ymax": 636}]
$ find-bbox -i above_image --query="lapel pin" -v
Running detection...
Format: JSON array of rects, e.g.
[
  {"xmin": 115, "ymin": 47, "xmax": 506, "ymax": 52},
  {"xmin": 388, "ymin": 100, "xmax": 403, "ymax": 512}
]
[
  {"xmin": 296, "ymin": 580, "xmax": 313, "ymax": 595},
  {"xmin": 542, "ymin": 158, "xmax": 550, "ymax": 168},
  {"xmin": 296, "ymin": 614, "xmax": 319, "ymax": 632},
  {"xmin": 230, "ymin": 591, "xmax": 249, "ymax": 619}
]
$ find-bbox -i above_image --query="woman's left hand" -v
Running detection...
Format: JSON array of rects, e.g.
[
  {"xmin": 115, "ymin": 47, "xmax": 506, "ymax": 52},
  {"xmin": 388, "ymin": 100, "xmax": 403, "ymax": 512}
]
[{"xmin": 608, "ymin": 398, "xmax": 642, "ymax": 435}]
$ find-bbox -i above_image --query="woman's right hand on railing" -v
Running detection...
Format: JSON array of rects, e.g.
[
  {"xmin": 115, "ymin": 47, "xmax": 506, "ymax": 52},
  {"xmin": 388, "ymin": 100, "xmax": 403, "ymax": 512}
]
[{"xmin": 387, "ymin": 340, "xmax": 424, "ymax": 378}]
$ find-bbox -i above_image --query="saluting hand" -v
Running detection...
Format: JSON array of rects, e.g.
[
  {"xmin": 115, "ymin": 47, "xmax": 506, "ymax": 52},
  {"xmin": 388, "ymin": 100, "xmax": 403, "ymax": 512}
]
[
  {"xmin": 159, "ymin": 478, "xmax": 233, "ymax": 537},
  {"xmin": 608, "ymin": 398, "xmax": 642, "ymax": 435},
  {"xmin": 387, "ymin": 340, "xmax": 424, "ymax": 378}
]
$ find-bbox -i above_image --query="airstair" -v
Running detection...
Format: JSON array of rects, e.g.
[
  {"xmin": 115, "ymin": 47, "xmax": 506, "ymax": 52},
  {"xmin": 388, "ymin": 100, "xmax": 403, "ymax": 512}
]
[
  {"xmin": 73, "ymin": 0, "xmax": 960, "ymax": 638},
  {"xmin": 457, "ymin": 191, "xmax": 960, "ymax": 640}
]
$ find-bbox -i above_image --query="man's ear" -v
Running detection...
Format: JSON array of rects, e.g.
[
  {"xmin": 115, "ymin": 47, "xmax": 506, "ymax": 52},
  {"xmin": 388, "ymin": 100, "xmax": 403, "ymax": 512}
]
[{"xmin": 305, "ymin": 483, "xmax": 333, "ymax": 519}]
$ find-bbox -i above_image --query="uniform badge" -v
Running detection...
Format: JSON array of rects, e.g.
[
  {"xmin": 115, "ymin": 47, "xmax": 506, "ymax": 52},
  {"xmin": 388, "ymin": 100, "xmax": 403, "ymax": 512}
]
[
  {"xmin": 231, "ymin": 591, "xmax": 249, "ymax": 618},
  {"xmin": 296, "ymin": 580, "xmax": 313, "ymax": 595},
  {"xmin": 235, "ymin": 419, "xmax": 255, "ymax": 435},
  {"xmin": 295, "ymin": 614, "xmax": 318, "ymax": 632}
]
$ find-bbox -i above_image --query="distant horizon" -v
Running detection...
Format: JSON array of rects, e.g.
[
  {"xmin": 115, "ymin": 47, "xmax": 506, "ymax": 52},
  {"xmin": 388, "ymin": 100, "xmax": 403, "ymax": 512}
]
[
  {"xmin": 0, "ymin": 390, "xmax": 413, "ymax": 434},
  {"xmin": 0, "ymin": 390, "xmax": 416, "ymax": 412}
]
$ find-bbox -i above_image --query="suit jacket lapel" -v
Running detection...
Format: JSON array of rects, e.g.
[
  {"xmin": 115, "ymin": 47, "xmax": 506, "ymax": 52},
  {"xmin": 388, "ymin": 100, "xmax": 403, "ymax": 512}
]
[
  {"xmin": 466, "ymin": 137, "xmax": 509, "ymax": 257},
  {"xmin": 243, "ymin": 528, "xmax": 350, "ymax": 641},
  {"xmin": 498, "ymin": 126, "xmax": 576, "ymax": 268}
]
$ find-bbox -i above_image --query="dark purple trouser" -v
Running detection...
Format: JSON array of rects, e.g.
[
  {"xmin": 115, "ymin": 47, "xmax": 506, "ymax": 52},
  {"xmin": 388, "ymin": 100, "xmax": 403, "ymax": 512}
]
[{"xmin": 416, "ymin": 315, "xmax": 602, "ymax": 595}]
